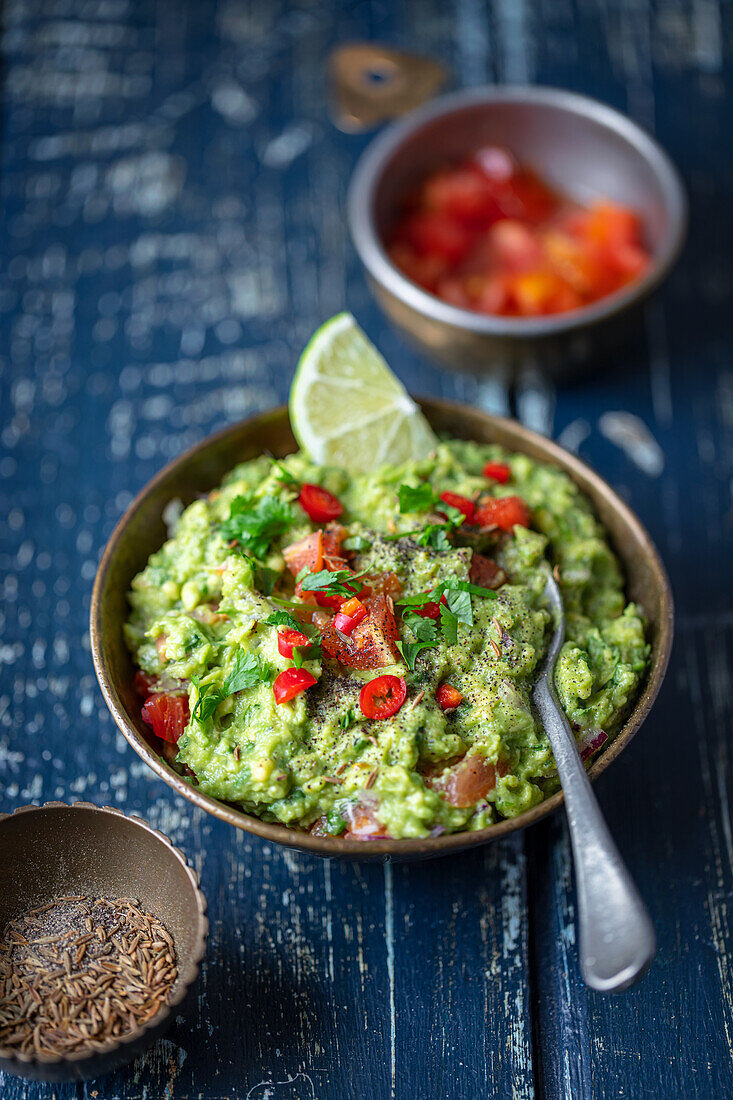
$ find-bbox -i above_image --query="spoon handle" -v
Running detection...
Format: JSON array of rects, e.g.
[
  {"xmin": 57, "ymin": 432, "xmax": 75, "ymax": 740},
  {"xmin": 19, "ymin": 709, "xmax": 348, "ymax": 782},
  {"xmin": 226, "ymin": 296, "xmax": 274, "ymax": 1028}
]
[{"xmin": 534, "ymin": 676, "xmax": 656, "ymax": 992}]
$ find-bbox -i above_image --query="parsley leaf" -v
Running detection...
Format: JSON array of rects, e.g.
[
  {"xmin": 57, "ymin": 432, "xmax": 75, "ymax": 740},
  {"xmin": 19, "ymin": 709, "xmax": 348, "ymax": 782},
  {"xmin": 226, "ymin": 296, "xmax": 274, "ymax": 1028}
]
[
  {"xmin": 263, "ymin": 610, "xmax": 302, "ymax": 632},
  {"xmin": 220, "ymin": 495, "xmax": 294, "ymax": 560},
  {"xmin": 398, "ymin": 482, "xmax": 436, "ymax": 514},
  {"xmin": 191, "ymin": 651, "xmax": 269, "ymax": 723},
  {"xmin": 417, "ymin": 524, "xmax": 453, "ymax": 552},
  {"xmin": 439, "ymin": 588, "xmax": 473, "ymax": 645}
]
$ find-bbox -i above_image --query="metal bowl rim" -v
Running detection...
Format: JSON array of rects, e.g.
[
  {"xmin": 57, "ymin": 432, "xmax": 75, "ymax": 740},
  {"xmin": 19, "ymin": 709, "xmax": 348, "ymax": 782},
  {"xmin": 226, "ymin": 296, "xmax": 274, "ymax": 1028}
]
[
  {"xmin": 347, "ymin": 83, "xmax": 688, "ymax": 338},
  {"xmin": 0, "ymin": 800, "xmax": 208, "ymax": 1069},
  {"xmin": 90, "ymin": 399, "xmax": 673, "ymax": 860}
]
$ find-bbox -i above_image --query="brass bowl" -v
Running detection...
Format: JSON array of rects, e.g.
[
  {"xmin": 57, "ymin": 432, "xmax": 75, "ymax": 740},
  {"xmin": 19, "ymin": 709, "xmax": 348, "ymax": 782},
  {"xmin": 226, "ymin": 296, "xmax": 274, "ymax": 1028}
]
[
  {"xmin": 0, "ymin": 802, "xmax": 207, "ymax": 1082},
  {"xmin": 348, "ymin": 85, "xmax": 687, "ymax": 377},
  {"xmin": 90, "ymin": 400, "xmax": 673, "ymax": 862}
]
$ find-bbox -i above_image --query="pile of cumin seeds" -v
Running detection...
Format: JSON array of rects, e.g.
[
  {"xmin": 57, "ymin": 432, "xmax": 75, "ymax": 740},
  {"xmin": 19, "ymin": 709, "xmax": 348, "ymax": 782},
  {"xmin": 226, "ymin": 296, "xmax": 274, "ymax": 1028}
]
[{"xmin": 0, "ymin": 895, "xmax": 177, "ymax": 1059}]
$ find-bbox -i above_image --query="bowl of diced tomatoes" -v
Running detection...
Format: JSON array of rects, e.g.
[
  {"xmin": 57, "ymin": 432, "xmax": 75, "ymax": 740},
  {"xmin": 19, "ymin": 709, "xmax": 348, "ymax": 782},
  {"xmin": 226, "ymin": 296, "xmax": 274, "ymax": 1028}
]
[{"xmin": 348, "ymin": 85, "xmax": 686, "ymax": 376}]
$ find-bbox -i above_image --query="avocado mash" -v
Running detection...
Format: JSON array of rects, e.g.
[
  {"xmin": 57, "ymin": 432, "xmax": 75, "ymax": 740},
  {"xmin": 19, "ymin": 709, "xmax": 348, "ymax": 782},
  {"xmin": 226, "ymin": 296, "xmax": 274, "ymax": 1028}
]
[{"xmin": 125, "ymin": 439, "xmax": 648, "ymax": 840}]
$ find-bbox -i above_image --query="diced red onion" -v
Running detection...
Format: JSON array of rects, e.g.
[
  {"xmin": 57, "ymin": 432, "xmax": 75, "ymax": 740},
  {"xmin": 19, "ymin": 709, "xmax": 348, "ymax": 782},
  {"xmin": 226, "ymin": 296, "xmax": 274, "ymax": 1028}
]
[
  {"xmin": 429, "ymin": 824, "xmax": 446, "ymax": 838},
  {"xmin": 579, "ymin": 727, "xmax": 608, "ymax": 762}
]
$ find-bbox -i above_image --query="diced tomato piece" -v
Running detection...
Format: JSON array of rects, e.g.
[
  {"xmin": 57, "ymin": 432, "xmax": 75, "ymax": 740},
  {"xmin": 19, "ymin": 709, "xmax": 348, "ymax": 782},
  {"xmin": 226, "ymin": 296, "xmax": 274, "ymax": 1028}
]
[
  {"xmin": 420, "ymin": 163, "xmax": 502, "ymax": 226},
  {"xmin": 412, "ymin": 600, "xmax": 442, "ymax": 620},
  {"xmin": 469, "ymin": 553, "xmax": 507, "ymax": 590},
  {"xmin": 284, "ymin": 530, "xmax": 324, "ymax": 576},
  {"xmin": 359, "ymin": 675, "xmax": 407, "ymax": 720},
  {"xmin": 487, "ymin": 219, "xmax": 543, "ymax": 272},
  {"xmin": 343, "ymin": 802, "xmax": 390, "ymax": 840},
  {"xmin": 141, "ymin": 692, "xmax": 190, "ymax": 744},
  {"xmin": 473, "ymin": 146, "xmax": 516, "ymax": 182},
  {"xmin": 277, "ymin": 628, "xmax": 309, "ymax": 659},
  {"xmin": 582, "ymin": 200, "xmax": 640, "ymax": 250},
  {"xmin": 400, "ymin": 211, "xmax": 472, "ymax": 263},
  {"xmin": 273, "ymin": 667, "xmax": 317, "ymax": 704},
  {"xmin": 607, "ymin": 242, "xmax": 649, "ymax": 279},
  {"xmin": 388, "ymin": 242, "xmax": 448, "ymax": 292},
  {"xmin": 427, "ymin": 753, "xmax": 500, "ymax": 807},
  {"xmin": 512, "ymin": 270, "xmax": 567, "ymax": 316},
  {"xmin": 364, "ymin": 571, "xmax": 402, "ymax": 601},
  {"xmin": 320, "ymin": 594, "xmax": 400, "ymax": 669},
  {"xmin": 436, "ymin": 684, "xmax": 463, "ymax": 711},
  {"xmin": 333, "ymin": 597, "xmax": 367, "ymax": 636},
  {"xmin": 298, "ymin": 484, "xmax": 343, "ymax": 524},
  {"xmin": 438, "ymin": 491, "xmax": 476, "ymax": 523},
  {"xmin": 134, "ymin": 669, "xmax": 156, "ymax": 697},
  {"xmin": 474, "ymin": 495, "xmax": 531, "ymax": 532},
  {"xmin": 482, "ymin": 461, "xmax": 511, "ymax": 484}
]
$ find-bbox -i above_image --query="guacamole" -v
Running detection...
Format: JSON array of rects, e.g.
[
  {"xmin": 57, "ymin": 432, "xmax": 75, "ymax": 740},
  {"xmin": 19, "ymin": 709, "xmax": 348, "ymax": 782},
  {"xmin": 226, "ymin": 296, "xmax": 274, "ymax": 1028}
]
[{"xmin": 125, "ymin": 439, "xmax": 648, "ymax": 840}]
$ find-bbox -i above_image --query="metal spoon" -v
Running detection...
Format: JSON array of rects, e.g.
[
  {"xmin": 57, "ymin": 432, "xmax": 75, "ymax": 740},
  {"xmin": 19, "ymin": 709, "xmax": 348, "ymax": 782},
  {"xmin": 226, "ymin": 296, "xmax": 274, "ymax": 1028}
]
[{"xmin": 532, "ymin": 573, "xmax": 656, "ymax": 992}]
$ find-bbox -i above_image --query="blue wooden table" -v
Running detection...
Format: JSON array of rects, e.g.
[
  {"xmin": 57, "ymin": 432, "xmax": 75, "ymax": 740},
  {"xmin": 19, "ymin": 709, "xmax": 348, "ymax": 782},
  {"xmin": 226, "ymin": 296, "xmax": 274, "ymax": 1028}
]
[{"xmin": 1, "ymin": 1, "xmax": 732, "ymax": 1097}]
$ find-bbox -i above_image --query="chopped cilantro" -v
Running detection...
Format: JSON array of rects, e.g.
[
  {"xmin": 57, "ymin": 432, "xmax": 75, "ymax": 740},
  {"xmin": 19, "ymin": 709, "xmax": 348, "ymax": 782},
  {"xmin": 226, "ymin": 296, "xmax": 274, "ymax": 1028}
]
[
  {"xmin": 398, "ymin": 482, "xmax": 436, "ymax": 514},
  {"xmin": 416, "ymin": 524, "xmax": 453, "ymax": 552},
  {"xmin": 220, "ymin": 495, "xmax": 294, "ymax": 560},
  {"xmin": 297, "ymin": 566, "xmax": 367, "ymax": 597},
  {"xmin": 271, "ymin": 460, "xmax": 300, "ymax": 488},
  {"xmin": 341, "ymin": 708, "xmax": 356, "ymax": 730},
  {"xmin": 397, "ymin": 613, "xmax": 441, "ymax": 670},
  {"xmin": 191, "ymin": 650, "xmax": 269, "ymax": 723}
]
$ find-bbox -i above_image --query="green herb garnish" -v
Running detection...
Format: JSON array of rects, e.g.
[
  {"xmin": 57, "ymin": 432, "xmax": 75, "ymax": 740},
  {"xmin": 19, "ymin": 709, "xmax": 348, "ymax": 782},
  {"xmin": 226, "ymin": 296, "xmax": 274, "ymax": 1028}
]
[
  {"xmin": 191, "ymin": 651, "xmax": 270, "ymax": 723},
  {"xmin": 325, "ymin": 810, "xmax": 347, "ymax": 835},
  {"xmin": 220, "ymin": 495, "xmax": 294, "ymax": 559},
  {"xmin": 296, "ymin": 566, "xmax": 367, "ymax": 598},
  {"xmin": 271, "ymin": 460, "xmax": 300, "ymax": 488},
  {"xmin": 342, "ymin": 535, "xmax": 372, "ymax": 552},
  {"xmin": 398, "ymin": 482, "xmax": 436, "ymax": 514},
  {"xmin": 397, "ymin": 613, "xmax": 441, "ymax": 671}
]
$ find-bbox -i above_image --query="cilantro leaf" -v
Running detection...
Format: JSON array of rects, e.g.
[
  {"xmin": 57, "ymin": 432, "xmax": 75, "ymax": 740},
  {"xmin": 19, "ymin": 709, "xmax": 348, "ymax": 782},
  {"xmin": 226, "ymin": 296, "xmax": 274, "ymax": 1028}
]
[
  {"xmin": 442, "ymin": 577, "xmax": 498, "ymax": 600},
  {"xmin": 439, "ymin": 603, "xmax": 459, "ymax": 645},
  {"xmin": 191, "ymin": 651, "xmax": 269, "ymax": 723},
  {"xmin": 417, "ymin": 524, "xmax": 453, "ymax": 552},
  {"xmin": 263, "ymin": 610, "xmax": 302, "ymax": 632},
  {"xmin": 398, "ymin": 482, "xmax": 436, "ymax": 514},
  {"xmin": 397, "ymin": 613, "xmax": 441, "ymax": 670},
  {"xmin": 443, "ymin": 588, "xmax": 473, "ymax": 625},
  {"xmin": 220, "ymin": 495, "xmax": 294, "ymax": 560},
  {"xmin": 297, "ymin": 567, "xmax": 367, "ymax": 597}
]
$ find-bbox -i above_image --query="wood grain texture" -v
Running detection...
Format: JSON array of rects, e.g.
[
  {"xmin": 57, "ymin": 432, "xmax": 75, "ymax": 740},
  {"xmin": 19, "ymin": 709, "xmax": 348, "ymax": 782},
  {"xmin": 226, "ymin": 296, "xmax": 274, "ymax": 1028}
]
[{"xmin": 0, "ymin": 0, "xmax": 732, "ymax": 1097}]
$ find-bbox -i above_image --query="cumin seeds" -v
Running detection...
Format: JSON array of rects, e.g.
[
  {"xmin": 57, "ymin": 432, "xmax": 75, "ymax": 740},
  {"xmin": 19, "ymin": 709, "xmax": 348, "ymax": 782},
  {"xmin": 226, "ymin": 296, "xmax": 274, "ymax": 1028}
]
[{"xmin": 0, "ymin": 896, "xmax": 177, "ymax": 1058}]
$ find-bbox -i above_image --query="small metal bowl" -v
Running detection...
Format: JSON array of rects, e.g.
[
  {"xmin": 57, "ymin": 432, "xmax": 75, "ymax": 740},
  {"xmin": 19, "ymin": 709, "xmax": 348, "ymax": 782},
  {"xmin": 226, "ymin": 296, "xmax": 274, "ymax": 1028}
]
[
  {"xmin": 348, "ymin": 85, "xmax": 687, "ymax": 377},
  {"xmin": 0, "ymin": 802, "xmax": 207, "ymax": 1082},
  {"xmin": 90, "ymin": 400, "xmax": 673, "ymax": 862}
]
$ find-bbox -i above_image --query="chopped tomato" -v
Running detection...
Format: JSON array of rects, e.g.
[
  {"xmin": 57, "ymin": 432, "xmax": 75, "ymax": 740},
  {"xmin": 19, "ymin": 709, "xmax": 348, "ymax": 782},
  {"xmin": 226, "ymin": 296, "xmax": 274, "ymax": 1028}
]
[
  {"xmin": 359, "ymin": 675, "xmax": 407, "ymax": 720},
  {"xmin": 141, "ymin": 692, "xmax": 189, "ymax": 744},
  {"xmin": 277, "ymin": 628, "xmax": 309, "ymax": 659},
  {"xmin": 427, "ymin": 753, "xmax": 502, "ymax": 807},
  {"xmin": 333, "ymin": 597, "xmax": 367, "ymax": 636},
  {"xmin": 412, "ymin": 600, "xmax": 442, "ymax": 620},
  {"xmin": 134, "ymin": 669, "xmax": 156, "ymax": 697},
  {"xmin": 320, "ymin": 594, "xmax": 400, "ymax": 669},
  {"xmin": 438, "ymin": 491, "xmax": 476, "ymax": 523},
  {"xmin": 273, "ymin": 668, "xmax": 317, "ymax": 704},
  {"xmin": 343, "ymin": 802, "xmax": 390, "ymax": 840},
  {"xmin": 436, "ymin": 684, "xmax": 463, "ymax": 711},
  {"xmin": 474, "ymin": 495, "xmax": 531, "ymax": 532},
  {"xmin": 298, "ymin": 484, "xmax": 343, "ymax": 524},
  {"xmin": 400, "ymin": 211, "xmax": 472, "ymax": 263},
  {"xmin": 284, "ymin": 530, "xmax": 324, "ymax": 576},
  {"xmin": 482, "ymin": 461, "xmax": 511, "ymax": 483},
  {"xmin": 363, "ymin": 571, "xmax": 402, "ymax": 601},
  {"xmin": 469, "ymin": 553, "xmax": 507, "ymax": 590},
  {"xmin": 387, "ymin": 152, "xmax": 650, "ymax": 317}
]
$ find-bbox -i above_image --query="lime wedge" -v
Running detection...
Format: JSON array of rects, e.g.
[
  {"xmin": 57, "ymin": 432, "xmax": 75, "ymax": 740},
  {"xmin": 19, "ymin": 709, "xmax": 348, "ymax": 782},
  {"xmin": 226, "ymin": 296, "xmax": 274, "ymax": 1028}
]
[{"xmin": 290, "ymin": 313, "xmax": 437, "ymax": 472}]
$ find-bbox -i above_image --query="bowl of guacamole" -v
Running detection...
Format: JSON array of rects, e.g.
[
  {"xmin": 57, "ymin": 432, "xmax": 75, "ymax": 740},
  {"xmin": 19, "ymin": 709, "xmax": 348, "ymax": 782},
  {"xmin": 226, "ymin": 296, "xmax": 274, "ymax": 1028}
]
[{"xmin": 91, "ymin": 400, "xmax": 672, "ymax": 859}]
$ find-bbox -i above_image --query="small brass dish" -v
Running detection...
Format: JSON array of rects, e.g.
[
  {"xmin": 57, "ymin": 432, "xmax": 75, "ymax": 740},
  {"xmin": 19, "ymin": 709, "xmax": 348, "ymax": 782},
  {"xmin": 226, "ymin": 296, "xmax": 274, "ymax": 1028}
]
[
  {"xmin": 90, "ymin": 400, "xmax": 672, "ymax": 862},
  {"xmin": 348, "ymin": 85, "xmax": 687, "ymax": 377},
  {"xmin": 0, "ymin": 802, "xmax": 207, "ymax": 1082}
]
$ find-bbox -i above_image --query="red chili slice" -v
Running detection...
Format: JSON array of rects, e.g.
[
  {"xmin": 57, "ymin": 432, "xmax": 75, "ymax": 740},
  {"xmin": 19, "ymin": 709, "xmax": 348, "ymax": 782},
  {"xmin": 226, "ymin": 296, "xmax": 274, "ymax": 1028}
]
[
  {"xmin": 359, "ymin": 675, "xmax": 407, "ymax": 721},
  {"xmin": 141, "ymin": 693, "xmax": 190, "ymax": 744},
  {"xmin": 333, "ymin": 597, "xmax": 367, "ymax": 636},
  {"xmin": 438, "ymin": 491, "xmax": 476, "ymax": 523},
  {"xmin": 436, "ymin": 684, "xmax": 463, "ymax": 711},
  {"xmin": 298, "ymin": 484, "xmax": 343, "ymax": 523},
  {"xmin": 277, "ymin": 628, "xmax": 309, "ymax": 659},
  {"xmin": 482, "ymin": 462, "xmax": 511, "ymax": 484},
  {"xmin": 474, "ymin": 495, "xmax": 531, "ymax": 532},
  {"xmin": 273, "ymin": 668, "xmax": 317, "ymax": 705}
]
